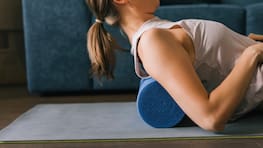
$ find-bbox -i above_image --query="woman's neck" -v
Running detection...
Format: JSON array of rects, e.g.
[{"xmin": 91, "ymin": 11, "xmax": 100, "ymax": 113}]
[{"xmin": 119, "ymin": 14, "xmax": 155, "ymax": 43}]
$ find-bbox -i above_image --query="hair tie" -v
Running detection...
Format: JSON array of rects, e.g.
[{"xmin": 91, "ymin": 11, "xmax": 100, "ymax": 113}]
[{"xmin": 95, "ymin": 19, "xmax": 103, "ymax": 24}]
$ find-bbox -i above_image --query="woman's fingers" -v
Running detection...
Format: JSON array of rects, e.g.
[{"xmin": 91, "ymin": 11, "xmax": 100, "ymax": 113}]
[{"xmin": 248, "ymin": 33, "xmax": 263, "ymax": 41}]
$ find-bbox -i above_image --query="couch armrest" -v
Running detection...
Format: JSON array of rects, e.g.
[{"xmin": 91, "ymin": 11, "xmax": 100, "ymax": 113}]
[
  {"xmin": 246, "ymin": 3, "xmax": 263, "ymax": 35},
  {"xmin": 23, "ymin": 0, "xmax": 93, "ymax": 94}
]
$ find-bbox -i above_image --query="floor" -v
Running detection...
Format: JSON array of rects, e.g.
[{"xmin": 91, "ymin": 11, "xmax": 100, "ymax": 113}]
[{"xmin": 0, "ymin": 85, "xmax": 262, "ymax": 148}]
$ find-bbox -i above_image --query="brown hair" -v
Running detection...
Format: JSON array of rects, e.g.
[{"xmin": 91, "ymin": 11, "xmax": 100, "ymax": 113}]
[{"xmin": 86, "ymin": 0, "xmax": 120, "ymax": 80}]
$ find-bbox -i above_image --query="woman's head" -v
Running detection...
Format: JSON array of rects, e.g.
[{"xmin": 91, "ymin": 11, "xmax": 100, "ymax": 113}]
[
  {"xmin": 86, "ymin": 0, "xmax": 120, "ymax": 80},
  {"xmin": 86, "ymin": 0, "xmax": 160, "ymax": 80},
  {"xmin": 86, "ymin": 0, "xmax": 120, "ymax": 25}
]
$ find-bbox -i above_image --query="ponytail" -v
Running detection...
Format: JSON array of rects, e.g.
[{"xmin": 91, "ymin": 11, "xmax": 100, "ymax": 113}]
[
  {"xmin": 88, "ymin": 21, "xmax": 119, "ymax": 80},
  {"xmin": 86, "ymin": 0, "xmax": 120, "ymax": 80}
]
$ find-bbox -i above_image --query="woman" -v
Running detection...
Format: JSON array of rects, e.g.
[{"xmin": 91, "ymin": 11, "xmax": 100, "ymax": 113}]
[{"xmin": 86, "ymin": 0, "xmax": 263, "ymax": 131}]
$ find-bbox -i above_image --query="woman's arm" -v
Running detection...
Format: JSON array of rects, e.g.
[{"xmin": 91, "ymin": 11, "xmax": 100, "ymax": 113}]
[{"xmin": 138, "ymin": 28, "xmax": 262, "ymax": 132}]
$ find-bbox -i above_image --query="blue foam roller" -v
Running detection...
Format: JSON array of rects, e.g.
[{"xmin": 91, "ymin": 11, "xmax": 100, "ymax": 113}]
[{"xmin": 136, "ymin": 78, "xmax": 185, "ymax": 128}]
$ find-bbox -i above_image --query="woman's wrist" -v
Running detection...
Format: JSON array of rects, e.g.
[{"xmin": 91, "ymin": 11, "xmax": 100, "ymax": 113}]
[
  {"xmin": 239, "ymin": 46, "xmax": 260, "ymax": 67},
  {"xmin": 246, "ymin": 44, "xmax": 263, "ymax": 64}
]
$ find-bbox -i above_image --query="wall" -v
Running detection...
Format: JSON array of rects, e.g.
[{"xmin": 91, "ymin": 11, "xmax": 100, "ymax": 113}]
[{"xmin": 0, "ymin": 0, "xmax": 26, "ymax": 85}]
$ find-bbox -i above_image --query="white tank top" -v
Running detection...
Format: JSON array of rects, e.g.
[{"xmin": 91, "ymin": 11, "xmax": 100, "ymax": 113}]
[{"xmin": 131, "ymin": 17, "xmax": 263, "ymax": 120}]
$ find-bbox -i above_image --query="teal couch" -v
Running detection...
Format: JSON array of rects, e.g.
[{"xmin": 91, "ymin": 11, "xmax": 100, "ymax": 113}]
[{"xmin": 22, "ymin": 0, "xmax": 263, "ymax": 94}]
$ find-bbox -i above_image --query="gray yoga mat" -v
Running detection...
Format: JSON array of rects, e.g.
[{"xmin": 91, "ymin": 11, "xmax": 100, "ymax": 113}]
[{"xmin": 0, "ymin": 102, "xmax": 262, "ymax": 143}]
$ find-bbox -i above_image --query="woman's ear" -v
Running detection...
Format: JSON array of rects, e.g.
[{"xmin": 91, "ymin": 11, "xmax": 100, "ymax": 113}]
[{"xmin": 113, "ymin": 0, "xmax": 128, "ymax": 5}]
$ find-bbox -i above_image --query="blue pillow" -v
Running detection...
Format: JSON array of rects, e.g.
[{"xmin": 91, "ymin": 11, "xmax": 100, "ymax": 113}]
[{"xmin": 136, "ymin": 78, "xmax": 185, "ymax": 128}]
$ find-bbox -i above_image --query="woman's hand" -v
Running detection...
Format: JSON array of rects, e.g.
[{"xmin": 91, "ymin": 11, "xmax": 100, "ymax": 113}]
[{"xmin": 248, "ymin": 33, "xmax": 263, "ymax": 42}]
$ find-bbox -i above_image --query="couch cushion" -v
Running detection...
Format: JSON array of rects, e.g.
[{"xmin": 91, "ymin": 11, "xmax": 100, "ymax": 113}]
[
  {"xmin": 155, "ymin": 4, "xmax": 245, "ymax": 34},
  {"xmin": 246, "ymin": 3, "xmax": 263, "ymax": 35},
  {"xmin": 221, "ymin": 0, "xmax": 263, "ymax": 6},
  {"xmin": 161, "ymin": 0, "xmax": 220, "ymax": 5},
  {"xmin": 23, "ymin": 0, "xmax": 93, "ymax": 94},
  {"xmin": 92, "ymin": 50, "xmax": 140, "ymax": 91}
]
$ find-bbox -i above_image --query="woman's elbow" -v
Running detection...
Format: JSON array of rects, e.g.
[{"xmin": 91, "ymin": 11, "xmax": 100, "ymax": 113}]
[{"xmin": 200, "ymin": 115, "xmax": 226, "ymax": 132}]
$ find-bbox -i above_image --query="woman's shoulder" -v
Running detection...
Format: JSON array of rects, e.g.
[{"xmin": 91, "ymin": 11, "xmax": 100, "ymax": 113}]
[
  {"xmin": 131, "ymin": 17, "xmax": 178, "ymax": 55},
  {"xmin": 138, "ymin": 27, "xmax": 182, "ymax": 56},
  {"xmin": 137, "ymin": 28, "xmax": 169, "ymax": 50}
]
